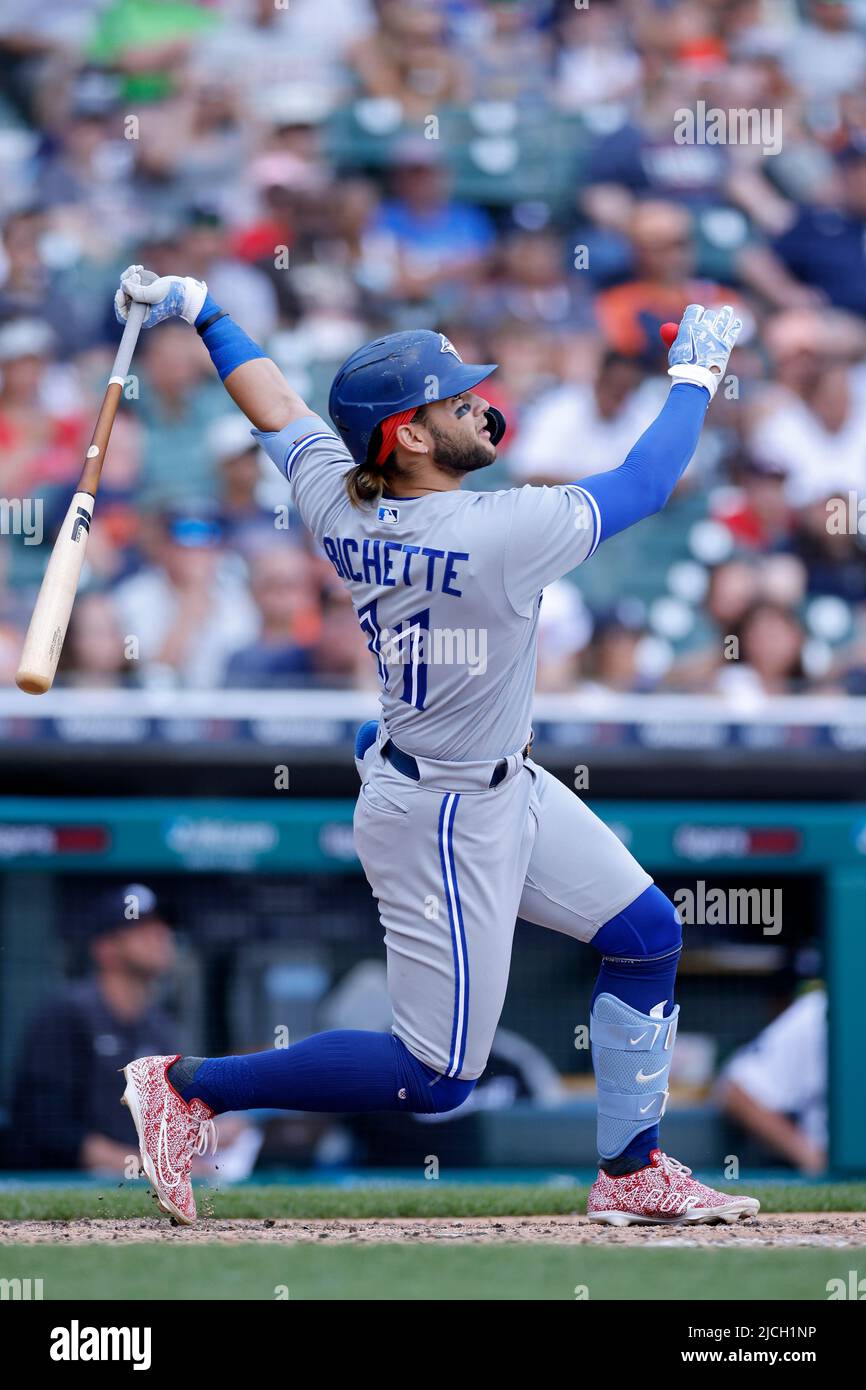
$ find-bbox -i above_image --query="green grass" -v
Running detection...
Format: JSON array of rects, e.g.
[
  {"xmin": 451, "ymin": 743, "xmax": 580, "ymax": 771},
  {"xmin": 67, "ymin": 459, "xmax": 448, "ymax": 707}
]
[
  {"xmin": 1, "ymin": 1181, "xmax": 864, "ymax": 1222},
  {"xmin": 0, "ymin": 1244, "xmax": 859, "ymax": 1300}
]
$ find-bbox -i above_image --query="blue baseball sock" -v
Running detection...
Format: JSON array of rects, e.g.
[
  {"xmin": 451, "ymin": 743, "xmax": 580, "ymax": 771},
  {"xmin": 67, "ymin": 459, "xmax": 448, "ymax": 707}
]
[
  {"xmin": 169, "ymin": 1030, "xmax": 475, "ymax": 1117},
  {"xmin": 591, "ymin": 885, "xmax": 682, "ymax": 1172}
]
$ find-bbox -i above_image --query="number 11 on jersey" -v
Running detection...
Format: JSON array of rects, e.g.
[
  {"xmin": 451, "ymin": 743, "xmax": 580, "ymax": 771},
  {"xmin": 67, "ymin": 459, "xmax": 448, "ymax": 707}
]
[{"xmin": 357, "ymin": 599, "xmax": 430, "ymax": 710}]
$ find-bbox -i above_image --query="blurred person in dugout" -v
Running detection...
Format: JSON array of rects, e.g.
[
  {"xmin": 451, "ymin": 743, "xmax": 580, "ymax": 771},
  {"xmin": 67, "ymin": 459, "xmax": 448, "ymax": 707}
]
[
  {"xmin": 3, "ymin": 884, "xmax": 262, "ymax": 1178},
  {"xmin": 4, "ymin": 885, "xmax": 179, "ymax": 1174},
  {"xmin": 718, "ymin": 984, "xmax": 828, "ymax": 1176}
]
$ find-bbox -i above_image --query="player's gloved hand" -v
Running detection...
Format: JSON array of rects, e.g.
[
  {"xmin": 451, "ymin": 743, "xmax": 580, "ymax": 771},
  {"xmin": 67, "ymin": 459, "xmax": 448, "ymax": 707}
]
[
  {"xmin": 114, "ymin": 264, "xmax": 208, "ymax": 329},
  {"xmin": 667, "ymin": 303, "xmax": 742, "ymax": 401}
]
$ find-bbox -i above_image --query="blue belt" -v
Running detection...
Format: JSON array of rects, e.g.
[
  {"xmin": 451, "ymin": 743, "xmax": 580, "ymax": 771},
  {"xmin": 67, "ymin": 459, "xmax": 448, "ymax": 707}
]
[{"xmin": 381, "ymin": 737, "xmax": 530, "ymax": 788}]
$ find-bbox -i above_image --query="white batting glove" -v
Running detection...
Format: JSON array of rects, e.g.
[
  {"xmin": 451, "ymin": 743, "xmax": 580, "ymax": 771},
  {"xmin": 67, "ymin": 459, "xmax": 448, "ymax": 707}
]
[
  {"xmin": 667, "ymin": 303, "xmax": 742, "ymax": 401},
  {"xmin": 114, "ymin": 264, "xmax": 208, "ymax": 329}
]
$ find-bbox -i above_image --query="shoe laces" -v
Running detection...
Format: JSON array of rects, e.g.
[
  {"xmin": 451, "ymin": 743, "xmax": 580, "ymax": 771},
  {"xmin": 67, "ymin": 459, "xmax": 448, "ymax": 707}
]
[
  {"xmin": 658, "ymin": 1152, "xmax": 692, "ymax": 1181},
  {"xmin": 191, "ymin": 1116, "xmax": 218, "ymax": 1159},
  {"xmin": 656, "ymin": 1152, "xmax": 698, "ymax": 1214}
]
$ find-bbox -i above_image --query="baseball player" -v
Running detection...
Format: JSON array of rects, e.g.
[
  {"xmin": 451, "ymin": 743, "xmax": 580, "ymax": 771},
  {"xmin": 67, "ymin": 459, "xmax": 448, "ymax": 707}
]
[{"xmin": 117, "ymin": 266, "xmax": 759, "ymax": 1228}]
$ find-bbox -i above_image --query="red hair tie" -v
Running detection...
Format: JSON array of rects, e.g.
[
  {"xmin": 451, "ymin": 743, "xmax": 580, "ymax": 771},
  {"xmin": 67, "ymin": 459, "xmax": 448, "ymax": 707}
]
[{"xmin": 373, "ymin": 407, "xmax": 417, "ymax": 468}]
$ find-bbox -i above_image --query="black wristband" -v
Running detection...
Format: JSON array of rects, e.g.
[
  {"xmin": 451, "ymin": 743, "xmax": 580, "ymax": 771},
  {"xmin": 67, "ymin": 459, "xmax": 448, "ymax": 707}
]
[{"xmin": 196, "ymin": 309, "xmax": 229, "ymax": 336}]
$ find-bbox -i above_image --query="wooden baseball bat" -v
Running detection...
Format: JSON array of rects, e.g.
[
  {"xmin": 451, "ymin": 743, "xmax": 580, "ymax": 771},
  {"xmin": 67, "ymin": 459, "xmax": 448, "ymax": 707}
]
[{"xmin": 15, "ymin": 275, "xmax": 155, "ymax": 694}]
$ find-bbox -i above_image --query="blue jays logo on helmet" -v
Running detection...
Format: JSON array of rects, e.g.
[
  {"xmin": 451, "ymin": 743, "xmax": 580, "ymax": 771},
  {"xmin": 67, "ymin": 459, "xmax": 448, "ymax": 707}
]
[
  {"xmin": 329, "ymin": 329, "xmax": 504, "ymax": 466},
  {"xmin": 439, "ymin": 334, "xmax": 462, "ymax": 361}
]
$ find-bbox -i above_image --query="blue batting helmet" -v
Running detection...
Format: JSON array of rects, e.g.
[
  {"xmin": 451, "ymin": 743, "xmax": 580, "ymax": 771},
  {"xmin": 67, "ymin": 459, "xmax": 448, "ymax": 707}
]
[{"xmin": 328, "ymin": 329, "xmax": 505, "ymax": 465}]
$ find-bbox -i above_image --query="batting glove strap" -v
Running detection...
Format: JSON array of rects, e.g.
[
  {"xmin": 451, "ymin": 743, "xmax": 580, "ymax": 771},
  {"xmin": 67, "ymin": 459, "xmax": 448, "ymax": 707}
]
[{"xmin": 667, "ymin": 363, "xmax": 719, "ymax": 400}]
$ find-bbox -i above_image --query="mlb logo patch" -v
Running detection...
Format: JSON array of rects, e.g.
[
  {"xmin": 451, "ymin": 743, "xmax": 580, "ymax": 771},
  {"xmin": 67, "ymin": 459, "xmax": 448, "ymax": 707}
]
[{"xmin": 378, "ymin": 504, "xmax": 399, "ymax": 524}]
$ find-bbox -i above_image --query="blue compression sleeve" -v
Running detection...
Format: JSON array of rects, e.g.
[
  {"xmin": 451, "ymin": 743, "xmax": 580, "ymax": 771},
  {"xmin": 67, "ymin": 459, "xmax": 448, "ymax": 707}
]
[
  {"xmin": 194, "ymin": 292, "xmax": 265, "ymax": 381},
  {"xmin": 577, "ymin": 382, "xmax": 709, "ymax": 544}
]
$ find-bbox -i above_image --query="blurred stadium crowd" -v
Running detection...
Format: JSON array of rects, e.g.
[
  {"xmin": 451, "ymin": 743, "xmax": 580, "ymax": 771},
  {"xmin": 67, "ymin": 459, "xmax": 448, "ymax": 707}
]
[{"xmin": 1, "ymin": 0, "xmax": 866, "ymax": 696}]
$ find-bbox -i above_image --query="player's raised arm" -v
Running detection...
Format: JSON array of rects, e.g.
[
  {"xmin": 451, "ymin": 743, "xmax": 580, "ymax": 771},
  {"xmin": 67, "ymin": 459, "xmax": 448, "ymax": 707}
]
[
  {"xmin": 502, "ymin": 304, "xmax": 741, "ymax": 614},
  {"xmin": 575, "ymin": 303, "xmax": 742, "ymax": 543},
  {"xmin": 114, "ymin": 265, "xmax": 311, "ymax": 431},
  {"xmin": 115, "ymin": 265, "xmax": 352, "ymax": 538}
]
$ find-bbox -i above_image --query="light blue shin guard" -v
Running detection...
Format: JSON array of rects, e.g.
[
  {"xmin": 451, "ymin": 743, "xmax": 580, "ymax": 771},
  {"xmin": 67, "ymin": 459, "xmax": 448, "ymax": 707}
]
[{"xmin": 590, "ymin": 993, "xmax": 679, "ymax": 1161}]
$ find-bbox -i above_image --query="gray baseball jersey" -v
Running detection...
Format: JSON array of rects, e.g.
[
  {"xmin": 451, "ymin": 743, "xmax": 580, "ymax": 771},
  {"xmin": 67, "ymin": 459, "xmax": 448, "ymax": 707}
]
[
  {"xmin": 254, "ymin": 414, "xmax": 601, "ymax": 760},
  {"xmin": 256, "ymin": 412, "xmax": 651, "ymax": 1080}
]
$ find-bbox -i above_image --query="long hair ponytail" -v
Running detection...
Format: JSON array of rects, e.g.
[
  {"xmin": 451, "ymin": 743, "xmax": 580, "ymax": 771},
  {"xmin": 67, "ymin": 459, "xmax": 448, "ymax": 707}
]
[
  {"xmin": 344, "ymin": 459, "xmax": 391, "ymax": 507},
  {"xmin": 344, "ymin": 407, "xmax": 429, "ymax": 508}
]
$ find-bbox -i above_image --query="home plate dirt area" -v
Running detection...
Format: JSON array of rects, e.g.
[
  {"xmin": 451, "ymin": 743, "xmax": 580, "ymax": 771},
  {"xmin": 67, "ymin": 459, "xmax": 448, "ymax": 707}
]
[{"xmin": 2, "ymin": 1211, "xmax": 865, "ymax": 1247}]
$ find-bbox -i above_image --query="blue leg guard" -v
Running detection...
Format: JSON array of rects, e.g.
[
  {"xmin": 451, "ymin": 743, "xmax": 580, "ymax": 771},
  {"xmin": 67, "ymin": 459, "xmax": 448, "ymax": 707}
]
[{"xmin": 590, "ymin": 885, "xmax": 682, "ymax": 1165}]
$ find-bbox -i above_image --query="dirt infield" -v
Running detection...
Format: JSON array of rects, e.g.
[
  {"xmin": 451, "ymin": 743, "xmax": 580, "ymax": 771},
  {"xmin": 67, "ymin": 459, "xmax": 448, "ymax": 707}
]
[{"xmin": 2, "ymin": 1212, "xmax": 864, "ymax": 1248}]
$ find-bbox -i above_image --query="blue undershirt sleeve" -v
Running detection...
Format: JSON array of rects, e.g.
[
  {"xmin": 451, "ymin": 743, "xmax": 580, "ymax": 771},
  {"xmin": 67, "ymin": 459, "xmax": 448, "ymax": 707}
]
[{"xmin": 576, "ymin": 382, "xmax": 710, "ymax": 544}]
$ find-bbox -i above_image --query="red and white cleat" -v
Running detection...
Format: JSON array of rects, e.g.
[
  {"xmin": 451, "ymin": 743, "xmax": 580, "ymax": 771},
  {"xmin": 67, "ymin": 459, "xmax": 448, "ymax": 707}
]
[
  {"xmin": 121, "ymin": 1055, "xmax": 217, "ymax": 1225},
  {"xmin": 588, "ymin": 1149, "xmax": 760, "ymax": 1227}
]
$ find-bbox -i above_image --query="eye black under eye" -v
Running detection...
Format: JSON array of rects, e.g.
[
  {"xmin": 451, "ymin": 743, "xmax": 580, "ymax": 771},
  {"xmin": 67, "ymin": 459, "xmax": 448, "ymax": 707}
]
[{"xmin": 454, "ymin": 401, "xmax": 471, "ymax": 418}]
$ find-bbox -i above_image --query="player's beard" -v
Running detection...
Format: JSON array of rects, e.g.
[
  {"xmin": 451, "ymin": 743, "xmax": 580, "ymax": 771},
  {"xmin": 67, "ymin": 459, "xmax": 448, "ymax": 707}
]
[{"xmin": 426, "ymin": 420, "xmax": 495, "ymax": 477}]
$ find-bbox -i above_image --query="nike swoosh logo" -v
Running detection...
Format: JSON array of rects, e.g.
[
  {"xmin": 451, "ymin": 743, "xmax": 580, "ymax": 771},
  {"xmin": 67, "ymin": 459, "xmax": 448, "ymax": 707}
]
[
  {"xmin": 639, "ymin": 1100, "xmax": 656, "ymax": 1114},
  {"xmin": 630, "ymin": 1024, "xmax": 662, "ymax": 1047},
  {"xmin": 636, "ymin": 1066, "xmax": 666, "ymax": 1083},
  {"xmin": 157, "ymin": 1115, "xmax": 182, "ymax": 1187}
]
